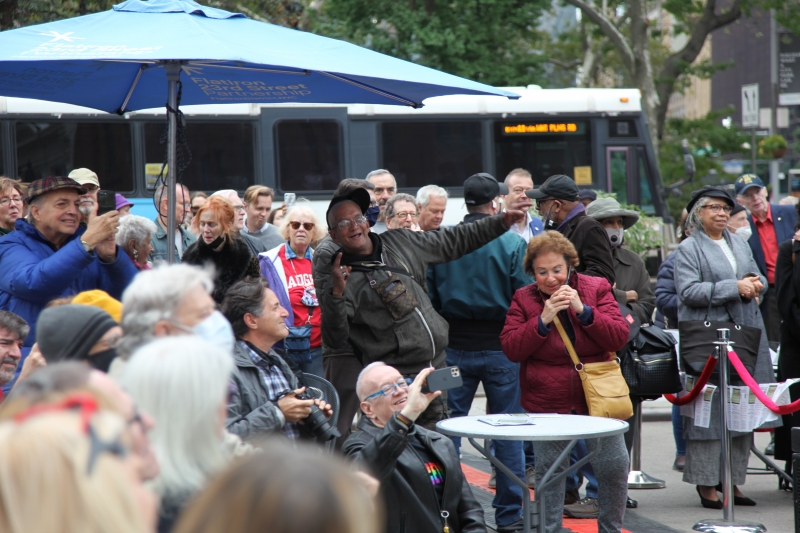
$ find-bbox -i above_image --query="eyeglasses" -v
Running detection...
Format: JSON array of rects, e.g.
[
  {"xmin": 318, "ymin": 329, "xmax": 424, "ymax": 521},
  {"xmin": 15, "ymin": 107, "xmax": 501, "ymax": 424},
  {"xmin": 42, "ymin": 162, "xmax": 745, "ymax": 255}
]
[
  {"xmin": 334, "ymin": 215, "xmax": 368, "ymax": 231},
  {"xmin": 0, "ymin": 196, "xmax": 23, "ymax": 207},
  {"xmin": 233, "ymin": 205, "xmax": 246, "ymax": 212},
  {"xmin": 82, "ymin": 185, "xmax": 100, "ymax": 193},
  {"xmin": 535, "ymin": 198, "xmax": 554, "ymax": 210},
  {"xmin": 702, "ymin": 204, "xmax": 733, "ymax": 214},
  {"xmin": 392, "ymin": 211, "xmax": 417, "ymax": 220},
  {"xmin": 365, "ymin": 378, "xmax": 410, "ymax": 401},
  {"xmin": 290, "ymin": 221, "xmax": 315, "ymax": 231},
  {"xmin": 14, "ymin": 392, "xmax": 127, "ymax": 474}
]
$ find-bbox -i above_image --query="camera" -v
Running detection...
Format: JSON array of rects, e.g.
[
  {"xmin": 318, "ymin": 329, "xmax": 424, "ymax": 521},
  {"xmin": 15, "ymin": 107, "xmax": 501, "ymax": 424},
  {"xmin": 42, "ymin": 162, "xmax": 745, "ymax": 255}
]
[{"xmin": 290, "ymin": 388, "xmax": 341, "ymax": 442}]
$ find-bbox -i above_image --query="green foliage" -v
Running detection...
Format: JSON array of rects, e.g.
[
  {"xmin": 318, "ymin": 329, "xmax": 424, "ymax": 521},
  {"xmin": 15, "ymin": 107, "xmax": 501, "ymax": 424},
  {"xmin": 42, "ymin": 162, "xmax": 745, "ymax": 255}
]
[
  {"xmin": 594, "ymin": 191, "xmax": 663, "ymax": 257},
  {"xmin": 759, "ymin": 134, "xmax": 788, "ymax": 157},
  {"xmin": 659, "ymin": 108, "xmax": 749, "ymax": 221},
  {"xmin": 307, "ymin": 0, "xmax": 550, "ymax": 87}
]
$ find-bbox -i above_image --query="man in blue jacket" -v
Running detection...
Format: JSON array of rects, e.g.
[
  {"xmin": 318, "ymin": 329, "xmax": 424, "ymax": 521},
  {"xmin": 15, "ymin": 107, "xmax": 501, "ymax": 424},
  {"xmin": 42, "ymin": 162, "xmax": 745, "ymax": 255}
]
[
  {"xmin": 0, "ymin": 176, "xmax": 138, "ymax": 385},
  {"xmin": 428, "ymin": 173, "xmax": 531, "ymax": 533},
  {"xmin": 734, "ymin": 174, "xmax": 797, "ymax": 342}
]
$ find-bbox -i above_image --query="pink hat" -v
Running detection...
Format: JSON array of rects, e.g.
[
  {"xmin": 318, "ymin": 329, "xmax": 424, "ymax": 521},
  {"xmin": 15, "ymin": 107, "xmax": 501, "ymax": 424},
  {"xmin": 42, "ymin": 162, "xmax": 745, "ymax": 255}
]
[{"xmin": 115, "ymin": 194, "xmax": 134, "ymax": 211}]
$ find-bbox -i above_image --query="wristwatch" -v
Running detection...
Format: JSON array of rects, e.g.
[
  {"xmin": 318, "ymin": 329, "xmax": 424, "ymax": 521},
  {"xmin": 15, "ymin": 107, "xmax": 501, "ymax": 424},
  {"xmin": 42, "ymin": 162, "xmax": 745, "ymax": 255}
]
[{"xmin": 80, "ymin": 239, "xmax": 94, "ymax": 253}]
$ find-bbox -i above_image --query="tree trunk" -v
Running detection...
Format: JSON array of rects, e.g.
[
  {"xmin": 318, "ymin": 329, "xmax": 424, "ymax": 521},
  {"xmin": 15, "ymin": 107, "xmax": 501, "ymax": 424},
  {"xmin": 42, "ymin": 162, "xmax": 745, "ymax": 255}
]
[{"xmin": 628, "ymin": 0, "xmax": 660, "ymax": 155}]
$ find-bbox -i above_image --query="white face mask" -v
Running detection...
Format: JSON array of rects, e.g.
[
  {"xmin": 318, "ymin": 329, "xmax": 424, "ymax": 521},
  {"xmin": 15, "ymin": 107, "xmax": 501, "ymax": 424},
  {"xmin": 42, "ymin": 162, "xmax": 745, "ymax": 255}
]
[
  {"xmin": 175, "ymin": 311, "xmax": 235, "ymax": 355},
  {"xmin": 730, "ymin": 225, "xmax": 753, "ymax": 241},
  {"xmin": 605, "ymin": 227, "xmax": 624, "ymax": 248}
]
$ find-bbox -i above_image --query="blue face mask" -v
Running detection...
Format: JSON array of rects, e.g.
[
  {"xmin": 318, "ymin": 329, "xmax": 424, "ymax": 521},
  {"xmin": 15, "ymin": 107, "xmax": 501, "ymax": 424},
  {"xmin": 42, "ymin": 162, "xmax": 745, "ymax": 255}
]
[
  {"xmin": 181, "ymin": 311, "xmax": 235, "ymax": 354},
  {"xmin": 366, "ymin": 205, "xmax": 380, "ymax": 227}
]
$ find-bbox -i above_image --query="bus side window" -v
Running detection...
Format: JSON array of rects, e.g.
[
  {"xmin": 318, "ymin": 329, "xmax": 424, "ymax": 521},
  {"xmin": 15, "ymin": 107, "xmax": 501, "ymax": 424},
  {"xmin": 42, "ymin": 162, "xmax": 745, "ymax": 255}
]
[
  {"xmin": 637, "ymin": 148, "xmax": 656, "ymax": 215},
  {"xmin": 275, "ymin": 120, "xmax": 342, "ymax": 192},
  {"xmin": 607, "ymin": 147, "xmax": 629, "ymax": 205},
  {"xmin": 144, "ymin": 122, "xmax": 256, "ymax": 193},
  {"xmin": 16, "ymin": 122, "xmax": 134, "ymax": 192}
]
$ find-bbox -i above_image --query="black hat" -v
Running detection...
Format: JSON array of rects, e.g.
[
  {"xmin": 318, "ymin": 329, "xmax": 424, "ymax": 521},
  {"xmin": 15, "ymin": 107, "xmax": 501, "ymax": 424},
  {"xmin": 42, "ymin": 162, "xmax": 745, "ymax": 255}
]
[
  {"xmin": 578, "ymin": 189, "xmax": 597, "ymax": 201},
  {"xmin": 686, "ymin": 186, "xmax": 734, "ymax": 214},
  {"xmin": 731, "ymin": 203, "xmax": 746, "ymax": 217},
  {"xmin": 463, "ymin": 173, "xmax": 508, "ymax": 205},
  {"xmin": 36, "ymin": 305, "xmax": 118, "ymax": 364},
  {"xmin": 326, "ymin": 188, "xmax": 371, "ymax": 229},
  {"xmin": 525, "ymin": 174, "xmax": 579, "ymax": 201}
]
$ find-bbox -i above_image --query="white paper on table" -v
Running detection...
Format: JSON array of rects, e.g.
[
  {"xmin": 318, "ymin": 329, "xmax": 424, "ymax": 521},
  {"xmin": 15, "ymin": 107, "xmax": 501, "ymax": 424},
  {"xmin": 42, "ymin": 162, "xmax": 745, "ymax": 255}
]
[{"xmin": 694, "ymin": 385, "xmax": 716, "ymax": 428}]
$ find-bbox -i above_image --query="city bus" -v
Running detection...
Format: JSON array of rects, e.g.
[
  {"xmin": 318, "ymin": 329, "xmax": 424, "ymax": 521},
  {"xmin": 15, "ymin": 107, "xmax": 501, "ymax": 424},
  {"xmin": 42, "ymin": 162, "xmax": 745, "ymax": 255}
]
[{"xmin": 0, "ymin": 86, "xmax": 667, "ymax": 225}]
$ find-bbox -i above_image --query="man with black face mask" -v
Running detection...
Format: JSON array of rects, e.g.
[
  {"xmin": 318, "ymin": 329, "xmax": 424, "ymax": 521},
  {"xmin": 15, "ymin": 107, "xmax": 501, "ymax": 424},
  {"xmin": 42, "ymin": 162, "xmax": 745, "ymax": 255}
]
[
  {"xmin": 35, "ymin": 304, "xmax": 122, "ymax": 372},
  {"xmin": 527, "ymin": 174, "xmax": 615, "ymax": 285}
]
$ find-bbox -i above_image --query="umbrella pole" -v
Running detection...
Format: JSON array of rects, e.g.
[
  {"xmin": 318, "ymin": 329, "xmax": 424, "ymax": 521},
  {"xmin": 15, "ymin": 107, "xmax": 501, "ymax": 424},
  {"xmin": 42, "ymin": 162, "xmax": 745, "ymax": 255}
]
[{"xmin": 165, "ymin": 62, "xmax": 181, "ymax": 264}]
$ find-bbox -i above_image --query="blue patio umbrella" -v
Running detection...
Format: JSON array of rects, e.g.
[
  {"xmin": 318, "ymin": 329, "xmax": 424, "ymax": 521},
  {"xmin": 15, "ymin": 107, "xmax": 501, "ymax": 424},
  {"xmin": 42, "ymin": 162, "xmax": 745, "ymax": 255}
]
[{"xmin": 0, "ymin": 0, "xmax": 519, "ymax": 262}]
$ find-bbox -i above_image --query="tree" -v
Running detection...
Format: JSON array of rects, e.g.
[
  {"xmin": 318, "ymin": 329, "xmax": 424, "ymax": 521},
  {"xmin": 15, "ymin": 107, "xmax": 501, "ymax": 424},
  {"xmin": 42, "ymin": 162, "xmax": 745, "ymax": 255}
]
[
  {"xmin": 563, "ymin": 0, "xmax": 800, "ymax": 153},
  {"xmin": 307, "ymin": 0, "xmax": 551, "ymax": 87}
]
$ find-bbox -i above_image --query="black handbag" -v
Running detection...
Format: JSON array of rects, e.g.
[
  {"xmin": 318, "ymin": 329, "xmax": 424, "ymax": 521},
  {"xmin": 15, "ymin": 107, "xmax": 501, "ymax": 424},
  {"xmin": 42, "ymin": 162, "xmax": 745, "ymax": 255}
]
[
  {"xmin": 678, "ymin": 283, "xmax": 760, "ymax": 385},
  {"xmin": 618, "ymin": 304, "xmax": 683, "ymax": 397}
]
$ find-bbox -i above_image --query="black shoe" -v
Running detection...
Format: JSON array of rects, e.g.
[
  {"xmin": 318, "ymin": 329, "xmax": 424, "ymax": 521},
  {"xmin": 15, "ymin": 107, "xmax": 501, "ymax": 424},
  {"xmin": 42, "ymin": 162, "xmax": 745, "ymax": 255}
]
[
  {"xmin": 697, "ymin": 485, "xmax": 723, "ymax": 509},
  {"xmin": 564, "ymin": 488, "xmax": 580, "ymax": 505},
  {"xmin": 497, "ymin": 517, "xmax": 524, "ymax": 532},
  {"xmin": 672, "ymin": 455, "xmax": 685, "ymax": 472},
  {"xmin": 626, "ymin": 496, "xmax": 638, "ymax": 509},
  {"xmin": 713, "ymin": 484, "xmax": 756, "ymax": 506}
]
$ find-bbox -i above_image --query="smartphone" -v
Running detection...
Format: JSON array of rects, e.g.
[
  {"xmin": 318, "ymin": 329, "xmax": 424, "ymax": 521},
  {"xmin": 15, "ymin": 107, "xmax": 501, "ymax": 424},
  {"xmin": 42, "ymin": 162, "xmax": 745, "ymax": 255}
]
[
  {"xmin": 564, "ymin": 266, "xmax": 573, "ymax": 286},
  {"xmin": 421, "ymin": 366, "xmax": 463, "ymax": 394},
  {"xmin": 97, "ymin": 190, "xmax": 116, "ymax": 216},
  {"xmin": 284, "ymin": 192, "xmax": 296, "ymax": 210}
]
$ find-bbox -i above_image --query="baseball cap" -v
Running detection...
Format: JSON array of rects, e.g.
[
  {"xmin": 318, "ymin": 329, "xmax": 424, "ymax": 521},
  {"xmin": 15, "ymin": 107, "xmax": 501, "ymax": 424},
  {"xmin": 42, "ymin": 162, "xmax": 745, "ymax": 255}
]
[
  {"xmin": 733, "ymin": 174, "xmax": 764, "ymax": 196},
  {"xmin": 463, "ymin": 173, "xmax": 508, "ymax": 205},
  {"xmin": 525, "ymin": 174, "xmax": 580, "ymax": 201},
  {"xmin": 115, "ymin": 194, "xmax": 134, "ymax": 211},
  {"xmin": 326, "ymin": 188, "xmax": 371, "ymax": 229},
  {"xmin": 686, "ymin": 186, "xmax": 734, "ymax": 214},
  {"xmin": 68, "ymin": 168, "xmax": 100, "ymax": 188},
  {"xmin": 24, "ymin": 176, "xmax": 87, "ymax": 204},
  {"xmin": 578, "ymin": 189, "xmax": 597, "ymax": 201}
]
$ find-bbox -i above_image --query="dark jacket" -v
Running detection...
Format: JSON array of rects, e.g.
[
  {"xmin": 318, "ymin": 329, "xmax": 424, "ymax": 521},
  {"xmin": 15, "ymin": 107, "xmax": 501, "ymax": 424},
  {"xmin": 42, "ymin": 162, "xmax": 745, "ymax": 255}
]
[
  {"xmin": 226, "ymin": 340, "xmax": 299, "ymax": 441},
  {"xmin": 558, "ymin": 212, "xmax": 616, "ymax": 285},
  {"xmin": 501, "ymin": 273, "xmax": 629, "ymax": 414},
  {"xmin": 241, "ymin": 232, "xmax": 268, "ymax": 256},
  {"xmin": 320, "ymin": 216, "xmax": 508, "ymax": 375},
  {"xmin": 182, "ymin": 235, "xmax": 261, "ymax": 304},
  {"xmin": 747, "ymin": 203, "xmax": 797, "ymax": 279},
  {"xmin": 611, "ymin": 246, "xmax": 655, "ymax": 324},
  {"xmin": 774, "ymin": 239, "xmax": 800, "ymax": 460},
  {"xmin": 654, "ymin": 252, "xmax": 678, "ymax": 329},
  {"xmin": 0, "ymin": 218, "xmax": 137, "ymax": 349},
  {"xmin": 343, "ymin": 415, "xmax": 486, "ymax": 533},
  {"xmin": 428, "ymin": 213, "xmax": 531, "ymax": 350}
]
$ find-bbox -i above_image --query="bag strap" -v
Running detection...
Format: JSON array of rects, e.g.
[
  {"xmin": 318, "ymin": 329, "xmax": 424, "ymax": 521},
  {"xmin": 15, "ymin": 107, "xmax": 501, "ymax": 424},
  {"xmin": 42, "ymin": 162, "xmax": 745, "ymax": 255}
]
[{"xmin": 552, "ymin": 316, "xmax": 582, "ymax": 368}]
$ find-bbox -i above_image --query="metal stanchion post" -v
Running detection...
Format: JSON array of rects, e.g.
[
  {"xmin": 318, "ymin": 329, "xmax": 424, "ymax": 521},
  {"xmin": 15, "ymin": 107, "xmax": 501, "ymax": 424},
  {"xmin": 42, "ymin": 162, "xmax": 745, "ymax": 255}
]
[
  {"xmin": 693, "ymin": 328, "xmax": 766, "ymax": 533},
  {"xmin": 628, "ymin": 401, "xmax": 666, "ymax": 488},
  {"xmin": 792, "ymin": 427, "xmax": 800, "ymax": 533}
]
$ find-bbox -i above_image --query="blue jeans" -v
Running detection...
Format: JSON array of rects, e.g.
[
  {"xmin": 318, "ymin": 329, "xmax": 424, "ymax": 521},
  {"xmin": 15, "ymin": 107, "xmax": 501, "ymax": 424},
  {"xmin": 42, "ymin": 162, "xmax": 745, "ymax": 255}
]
[
  {"xmin": 291, "ymin": 346, "xmax": 324, "ymax": 378},
  {"xmin": 446, "ymin": 348, "xmax": 524, "ymax": 527},
  {"xmin": 565, "ymin": 439, "xmax": 599, "ymax": 499},
  {"xmin": 672, "ymin": 403, "xmax": 686, "ymax": 456}
]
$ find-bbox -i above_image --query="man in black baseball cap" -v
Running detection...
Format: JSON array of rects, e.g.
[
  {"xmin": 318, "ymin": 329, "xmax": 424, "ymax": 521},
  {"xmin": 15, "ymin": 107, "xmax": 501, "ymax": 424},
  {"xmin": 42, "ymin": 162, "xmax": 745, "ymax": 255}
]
[
  {"xmin": 527, "ymin": 174, "xmax": 615, "ymax": 284},
  {"xmin": 464, "ymin": 172, "xmax": 509, "ymax": 205},
  {"xmin": 319, "ymin": 177, "xmax": 529, "ymax": 433}
]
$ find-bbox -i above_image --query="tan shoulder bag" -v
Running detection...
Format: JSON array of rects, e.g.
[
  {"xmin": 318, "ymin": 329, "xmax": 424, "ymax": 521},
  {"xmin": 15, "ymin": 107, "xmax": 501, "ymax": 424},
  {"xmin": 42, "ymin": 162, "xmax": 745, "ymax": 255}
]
[{"xmin": 552, "ymin": 316, "xmax": 633, "ymax": 420}]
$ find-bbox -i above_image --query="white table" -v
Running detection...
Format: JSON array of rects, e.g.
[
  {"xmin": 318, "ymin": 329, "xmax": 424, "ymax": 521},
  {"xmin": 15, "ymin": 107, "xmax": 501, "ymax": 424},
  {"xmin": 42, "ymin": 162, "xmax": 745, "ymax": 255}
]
[{"xmin": 437, "ymin": 414, "xmax": 629, "ymax": 533}]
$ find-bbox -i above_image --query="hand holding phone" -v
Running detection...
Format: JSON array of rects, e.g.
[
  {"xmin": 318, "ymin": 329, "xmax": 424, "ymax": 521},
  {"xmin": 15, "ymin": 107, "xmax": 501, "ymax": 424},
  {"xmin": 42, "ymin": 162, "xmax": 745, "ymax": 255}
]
[
  {"xmin": 420, "ymin": 366, "xmax": 463, "ymax": 394},
  {"xmin": 97, "ymin": 190, "xmax": 117, "ymax": 217}
]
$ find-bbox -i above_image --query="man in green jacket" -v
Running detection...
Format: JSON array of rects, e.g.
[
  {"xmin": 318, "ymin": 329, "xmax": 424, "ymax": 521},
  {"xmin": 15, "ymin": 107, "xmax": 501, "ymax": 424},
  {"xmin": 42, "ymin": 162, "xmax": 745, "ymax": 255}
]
[{"xmin": 320, "ymin": 187, "xmax": 526, "ymax": 429}]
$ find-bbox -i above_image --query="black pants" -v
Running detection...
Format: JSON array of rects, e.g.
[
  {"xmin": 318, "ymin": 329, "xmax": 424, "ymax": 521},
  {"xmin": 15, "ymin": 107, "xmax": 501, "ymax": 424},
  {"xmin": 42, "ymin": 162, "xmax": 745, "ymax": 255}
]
[
  {"xmin": 323, "ymin": 354, "xmax": 363, "ymax": 451},
  {"xmin": 762, "ymin": 286, "xmax": 781, "ymax": 344}
]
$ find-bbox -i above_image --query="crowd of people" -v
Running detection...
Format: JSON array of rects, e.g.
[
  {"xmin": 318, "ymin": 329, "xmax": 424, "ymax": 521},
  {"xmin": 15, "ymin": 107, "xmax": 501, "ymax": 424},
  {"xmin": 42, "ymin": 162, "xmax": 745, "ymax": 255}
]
[{"xmin": 0, "ymin": 165, "xmax": 792, "ymax": 533}]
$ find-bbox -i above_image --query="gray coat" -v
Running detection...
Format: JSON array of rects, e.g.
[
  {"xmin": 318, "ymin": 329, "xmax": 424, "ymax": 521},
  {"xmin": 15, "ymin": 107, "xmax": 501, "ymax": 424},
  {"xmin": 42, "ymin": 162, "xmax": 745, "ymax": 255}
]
[
  {"xmin": 674, "ymin": 229, "xmax": 779, "ymax": 440},
  {"xmin": 226, "ymin": 341, "xmax": 299, "ymax": 442}
]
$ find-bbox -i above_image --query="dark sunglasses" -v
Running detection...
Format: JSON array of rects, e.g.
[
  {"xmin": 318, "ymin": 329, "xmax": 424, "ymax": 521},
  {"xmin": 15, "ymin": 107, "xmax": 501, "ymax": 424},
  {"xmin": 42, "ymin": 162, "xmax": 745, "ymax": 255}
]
[{"xmin": 290, "ymin": 221, "xmax": 314, "ymax": 231}]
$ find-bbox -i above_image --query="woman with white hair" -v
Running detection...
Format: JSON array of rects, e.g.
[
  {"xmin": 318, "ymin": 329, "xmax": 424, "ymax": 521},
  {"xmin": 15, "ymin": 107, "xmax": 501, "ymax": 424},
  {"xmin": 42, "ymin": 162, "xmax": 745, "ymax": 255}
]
[
  {"xmin": 259, "ymin": 205, "xmax": 327, "ymax": 376},
  {"xmin": 674, "ymin": 185, "xmax": 777, "ymax": 508},
  {"xmin": 116, "ymin": 215, "xmax": 158, "ymax": 270},
  {"xmin": 122, "ymin": 336, "xmax": 234, "ymax": 533}
]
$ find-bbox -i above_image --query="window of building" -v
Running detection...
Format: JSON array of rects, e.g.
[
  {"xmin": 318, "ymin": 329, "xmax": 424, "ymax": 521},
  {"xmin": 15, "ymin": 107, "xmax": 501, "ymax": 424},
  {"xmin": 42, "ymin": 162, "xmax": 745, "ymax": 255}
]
[
  {"xmin": 494, "ymin": 121, "xmax": 592, "ymax": 184},
  {"xmin": 275, "ymin": 120, "xmax": 342, "ymax": 191},
  {"xmin": 144, "ymin": 122, "xmax": 255, "ymax": 193},
  {"xmin": 382, "ymin": 122, "xmax": 482, "ymax": 188},
  {"xmin": 16, "ymin": 122, "xmax": 134, "ymax": 191}
]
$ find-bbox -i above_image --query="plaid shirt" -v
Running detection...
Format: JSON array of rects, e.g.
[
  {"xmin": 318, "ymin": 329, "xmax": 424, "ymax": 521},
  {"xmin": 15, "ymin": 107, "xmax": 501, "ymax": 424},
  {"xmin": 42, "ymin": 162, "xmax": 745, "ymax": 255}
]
[{"xmin": 240, "ymin": 341, "xmax": 299, "ymax": 441}]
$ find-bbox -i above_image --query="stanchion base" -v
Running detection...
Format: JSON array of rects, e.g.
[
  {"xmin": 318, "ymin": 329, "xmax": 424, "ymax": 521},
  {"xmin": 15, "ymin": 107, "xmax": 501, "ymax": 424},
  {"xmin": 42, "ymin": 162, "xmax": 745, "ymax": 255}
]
[
  {"xmin": 692, "ymin": 518, "xmax": 767, "ymax": 533},
  {"xmin": 627, "ymin": 470, "xmax": 666, "ymax": 489}
]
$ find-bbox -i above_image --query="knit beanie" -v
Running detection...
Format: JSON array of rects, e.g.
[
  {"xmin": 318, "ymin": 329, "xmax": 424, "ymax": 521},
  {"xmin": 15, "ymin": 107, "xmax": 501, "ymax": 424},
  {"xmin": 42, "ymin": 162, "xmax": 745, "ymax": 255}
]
[
  {"xmin": 71, "ymin": 290, "xmax": 123, "ymax": 323},
  {"xmin": 36, "ymin": 305, "xmax": 118, "ymax": 363}
]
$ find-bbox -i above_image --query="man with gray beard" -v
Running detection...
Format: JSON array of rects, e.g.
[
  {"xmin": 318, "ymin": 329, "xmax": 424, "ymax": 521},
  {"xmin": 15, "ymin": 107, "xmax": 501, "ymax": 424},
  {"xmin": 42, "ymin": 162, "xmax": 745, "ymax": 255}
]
[
  {"xmin": 68, "ymin": 168, "xmax": 101, "ymax": 225},
  {"xmin": 0, "ymin": 311, "xmax": 31, "ymax": 400}
]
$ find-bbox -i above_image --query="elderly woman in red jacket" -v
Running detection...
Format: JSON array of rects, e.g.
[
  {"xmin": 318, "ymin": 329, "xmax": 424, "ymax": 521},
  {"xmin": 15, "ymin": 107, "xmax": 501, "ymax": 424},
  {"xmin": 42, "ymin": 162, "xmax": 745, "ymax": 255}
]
[{"xmin": 501, "ymin": 230, "xmax": 630, "ymax": 533}]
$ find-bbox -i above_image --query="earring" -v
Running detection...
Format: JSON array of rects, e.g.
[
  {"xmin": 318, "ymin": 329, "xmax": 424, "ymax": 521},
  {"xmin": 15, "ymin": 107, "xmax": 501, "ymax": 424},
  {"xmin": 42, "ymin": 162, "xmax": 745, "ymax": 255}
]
[{"xmin": 132, "ymin": 248, "xmax": 139, "ymax": 262}]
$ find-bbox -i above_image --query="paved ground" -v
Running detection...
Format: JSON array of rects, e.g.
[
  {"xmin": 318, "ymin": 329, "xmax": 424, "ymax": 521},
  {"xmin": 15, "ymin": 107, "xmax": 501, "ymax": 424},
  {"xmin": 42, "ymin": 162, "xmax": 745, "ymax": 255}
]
[{"xmin": 461, "ymin": 395, "xmax": 794, "ymax": 533}]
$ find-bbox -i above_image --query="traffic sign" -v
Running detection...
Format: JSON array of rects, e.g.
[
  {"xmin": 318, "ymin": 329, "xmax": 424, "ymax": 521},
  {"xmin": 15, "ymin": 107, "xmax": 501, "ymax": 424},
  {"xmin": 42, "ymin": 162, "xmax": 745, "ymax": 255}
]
[{"xmin": 742, "ymin": 84, "xmax": 760, "ymax": 128}]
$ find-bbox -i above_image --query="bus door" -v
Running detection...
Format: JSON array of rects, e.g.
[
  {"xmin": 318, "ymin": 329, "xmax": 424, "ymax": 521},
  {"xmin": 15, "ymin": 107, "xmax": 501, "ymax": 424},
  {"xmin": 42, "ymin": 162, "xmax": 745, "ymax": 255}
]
[{"xmin": 605, "ymin": 145, "xmax": 656, "ymax": 215}]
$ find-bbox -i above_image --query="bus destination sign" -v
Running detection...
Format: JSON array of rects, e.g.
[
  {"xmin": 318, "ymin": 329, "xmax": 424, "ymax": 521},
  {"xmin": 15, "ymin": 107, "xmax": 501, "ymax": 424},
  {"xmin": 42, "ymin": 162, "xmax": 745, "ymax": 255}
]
[{"xmin": 503, "ymin": 122, "xmax": 582, "ymax": 135}]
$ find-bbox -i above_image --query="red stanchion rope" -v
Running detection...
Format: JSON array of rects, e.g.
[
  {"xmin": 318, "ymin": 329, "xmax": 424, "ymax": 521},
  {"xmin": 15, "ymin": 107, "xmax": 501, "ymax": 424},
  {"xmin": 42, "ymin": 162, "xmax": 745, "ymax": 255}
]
[
  {"xmin": 664, "ymin": 353, "xmax": 717, "ymax": 406},
  {"xmin": 727, "ymin": 349, "xmax": 800, "ymax": 415}
]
